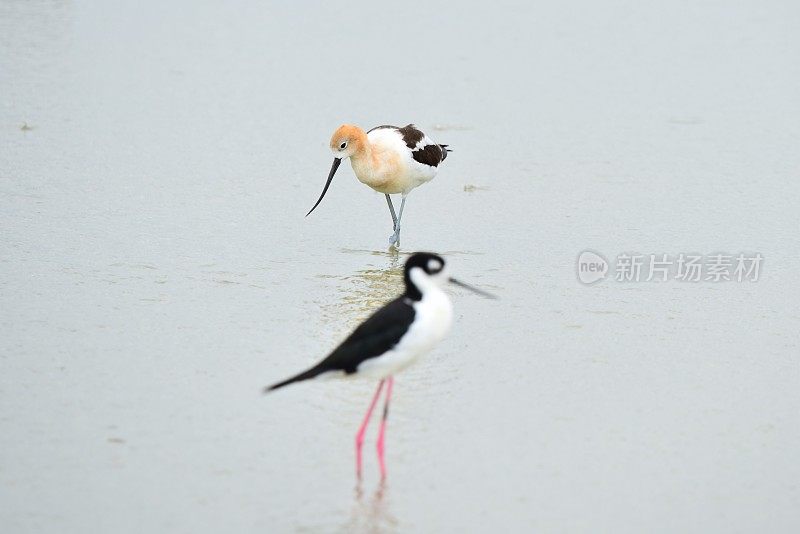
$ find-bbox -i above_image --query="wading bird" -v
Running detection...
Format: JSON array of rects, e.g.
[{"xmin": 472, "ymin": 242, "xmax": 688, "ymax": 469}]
[
  {"xmin": 306, "ymin": 124, "xmax": 451, "ymax": 248},
  {"xmin": 265, "ymin": 252, "xmax": 494, "ymax": 479}
]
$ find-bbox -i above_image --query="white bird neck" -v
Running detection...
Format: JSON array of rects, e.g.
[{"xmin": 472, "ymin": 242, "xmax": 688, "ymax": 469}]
[{"xmin": 407, "ymin": 267, "xmax": 448, "ymax": 302}]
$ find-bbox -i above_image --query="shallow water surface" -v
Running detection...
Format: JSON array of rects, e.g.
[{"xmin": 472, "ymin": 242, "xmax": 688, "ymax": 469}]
[{"xmin": 1, "ymin": 1, "xmax": 799, "ymax": 532}]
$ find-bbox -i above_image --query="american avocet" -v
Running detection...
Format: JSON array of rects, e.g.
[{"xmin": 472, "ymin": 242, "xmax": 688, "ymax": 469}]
[
  {"xmin": 306, "ymin": 124, "xmax": 451, "ymax": 248},
  {"xmin": 265, "ymin": 252, "xmax": 494, "ymax": 479}
]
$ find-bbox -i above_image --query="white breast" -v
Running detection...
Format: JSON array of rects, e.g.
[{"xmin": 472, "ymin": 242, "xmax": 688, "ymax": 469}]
[{"xmin": 356, "ymin": 289, "xmax": 453, "ymax": 379}]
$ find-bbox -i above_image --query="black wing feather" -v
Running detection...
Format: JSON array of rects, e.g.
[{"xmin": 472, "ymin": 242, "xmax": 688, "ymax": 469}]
[
  {"xmin": 320, "ymin": 297, "xmax": 415, "ymax": 372},
  {"xmin": 265, "ymin": 297, "xmax": 415, "ymax": 391},
  {"xmin": 397, "ymin": 124, "xmax": 425, "ymax": 149},
  {"xmin": 411, "ymin": 144, "xmax": 444, "ymax": 167}
]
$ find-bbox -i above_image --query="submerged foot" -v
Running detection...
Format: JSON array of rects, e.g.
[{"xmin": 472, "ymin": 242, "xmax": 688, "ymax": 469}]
[{"xmin": 388, "ymin": 226, "xmax": 401, "ymax": 248}]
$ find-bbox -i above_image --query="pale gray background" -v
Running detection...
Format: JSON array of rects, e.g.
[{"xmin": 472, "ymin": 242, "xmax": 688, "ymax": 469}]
[{"xmin": 1, "ymin": 1, "xmax": 799, "ymax": 532}]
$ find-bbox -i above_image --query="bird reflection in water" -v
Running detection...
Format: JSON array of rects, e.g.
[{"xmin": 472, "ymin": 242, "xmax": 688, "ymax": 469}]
[
  {"xmin": 345, "ymin": 479, "xmax": 398, "ymax": 534},
  {"xmin": 317, "ymin": 251, "xmax": 406, "ymax": 337}
]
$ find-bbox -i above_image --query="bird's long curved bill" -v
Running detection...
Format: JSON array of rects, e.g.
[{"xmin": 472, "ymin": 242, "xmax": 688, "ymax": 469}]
[
  {"xmin": 449, "ymin": 278, "xmax": 497, "ymax": 299},
  {"xmin": 306, "ymin": 158, "xmax": 342, "ymax": 217}
]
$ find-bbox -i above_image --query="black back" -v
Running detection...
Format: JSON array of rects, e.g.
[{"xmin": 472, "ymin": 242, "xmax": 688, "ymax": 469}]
[
  {"xmin": 265, "ymin": 297, "xmax": 415, "ymax": 391},
  {"xmin": 265, "ymin": 252, "xmax": 446, "ymax": 391},
  {"xmin": 315, "ymin": 296, "xmax": 416, "ymax": 374}
]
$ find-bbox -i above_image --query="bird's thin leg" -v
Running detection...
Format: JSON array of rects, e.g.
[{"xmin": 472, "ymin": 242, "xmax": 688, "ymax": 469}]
[
  {"xmin": 376, "ymin": 376, "xmax": 394, "ymax": 479},
  {"xmin": 355, "ymin": 380, "xmax": 385, "ymax": 479},
  {"xmin": 388, "ymin": 197, "xmax": 407, "ymax": 248},
  {"xmin": 385, "ymin": 194, "xmax": 398, "ymax": 229}
]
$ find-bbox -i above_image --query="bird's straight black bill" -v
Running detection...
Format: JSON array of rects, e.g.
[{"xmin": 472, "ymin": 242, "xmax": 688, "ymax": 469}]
[
  {"xmin": 305, "ymin": 157, "xmax": 342, "ymax": 217},
  {"xmin": 449, "ymin": 278, "xmax": 497, "ymax": 299}
]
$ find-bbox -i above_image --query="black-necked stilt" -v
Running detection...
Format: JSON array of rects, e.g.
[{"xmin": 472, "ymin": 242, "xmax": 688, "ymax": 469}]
[
  {"xmin": 306, "ymin": 124, "xmax": 451, "ymax": 248},
  {"xmin": 265, "ymin": 252, "xmax": 493, "ymax": 479}
]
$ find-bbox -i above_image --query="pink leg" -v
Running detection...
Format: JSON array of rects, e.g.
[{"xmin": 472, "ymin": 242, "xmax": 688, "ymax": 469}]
[
  {"xmin": 376, "ymin": 376, "xmax": 394, "ymax": 479},
  {"xmin": 355, "ymin": 380, "xmax": 385, "ymax": 479}
]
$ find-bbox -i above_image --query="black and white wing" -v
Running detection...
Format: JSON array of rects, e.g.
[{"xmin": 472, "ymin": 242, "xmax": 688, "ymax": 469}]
[
  {"xmin": 368, "ymin": 124, "xmax": 451, "ymax": 168},
  {"xmin": 265, "ymin": 297, "xmax": 415, "ymax": 391}
]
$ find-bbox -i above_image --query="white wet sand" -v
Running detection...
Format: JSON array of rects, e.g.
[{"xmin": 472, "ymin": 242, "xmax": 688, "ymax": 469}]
[{"xmin": 1, "ymin": 1, "xmax": 799, "ymax": 532}]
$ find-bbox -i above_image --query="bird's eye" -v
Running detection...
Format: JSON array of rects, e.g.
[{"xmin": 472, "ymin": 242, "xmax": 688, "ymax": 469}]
[
  {"xmin": 427, "ymin": 259, "xmax": 443, "ymax": 273},
  {"xmin": 339, "ymin": 142, "xmax": 347, "ymax": 150}
]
